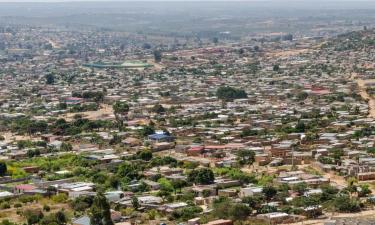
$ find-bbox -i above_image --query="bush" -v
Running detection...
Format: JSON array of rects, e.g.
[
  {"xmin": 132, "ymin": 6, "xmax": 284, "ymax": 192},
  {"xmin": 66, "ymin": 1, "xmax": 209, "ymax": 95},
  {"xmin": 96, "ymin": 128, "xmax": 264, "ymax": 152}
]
[
  {"xmin": 0, "ymin": 220, "xmax": 17, "ymax": 225},
  {"xmin": 13, "ymin": 203, "xmax": 22, "ymax": 208},
  {"xmin": 0, "ymin": 203, "xmax": 10, "ymax": 209},
  {"xmin": 23, "ymin": 209, "xmax": 44, "ymax": 225},
  {"xmin": 333, "ymin": 195, "xmax": 361, "ymax": 212},
  {"xmin": 216, "ymin": 86, "xmax": 247, "ymax": 101},
  {"xmin": 51, "ymin": 193, "xmax": 68, "ymax": 203},
  {"xmin": 187, "ymin": 168, "xmax": 215, "ymax": 185},
  {"xmin": 43, "ymin": 205, "xmax": 50, "ymax": 212}
]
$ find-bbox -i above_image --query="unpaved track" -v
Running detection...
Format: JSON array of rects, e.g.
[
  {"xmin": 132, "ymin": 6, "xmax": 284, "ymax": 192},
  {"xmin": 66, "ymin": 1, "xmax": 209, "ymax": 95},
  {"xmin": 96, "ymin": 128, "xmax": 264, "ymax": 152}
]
[{"xmin": 351, "ymin": 73, "xmax": 375, "ymax": 118}]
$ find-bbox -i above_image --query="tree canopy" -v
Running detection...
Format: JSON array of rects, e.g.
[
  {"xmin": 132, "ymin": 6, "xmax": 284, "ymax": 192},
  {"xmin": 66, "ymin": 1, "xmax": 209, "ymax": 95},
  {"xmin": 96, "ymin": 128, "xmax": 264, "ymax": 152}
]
[{"xmin": 216, "ymin": 86, "xmax": 247, "ymax": 101}]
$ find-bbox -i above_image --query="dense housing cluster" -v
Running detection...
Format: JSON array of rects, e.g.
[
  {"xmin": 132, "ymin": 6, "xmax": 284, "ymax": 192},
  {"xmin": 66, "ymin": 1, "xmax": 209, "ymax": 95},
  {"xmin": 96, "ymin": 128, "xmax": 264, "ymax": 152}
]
[{"xmin": 1, "ymin": 17, "xmax": 375, "ymax": 225}]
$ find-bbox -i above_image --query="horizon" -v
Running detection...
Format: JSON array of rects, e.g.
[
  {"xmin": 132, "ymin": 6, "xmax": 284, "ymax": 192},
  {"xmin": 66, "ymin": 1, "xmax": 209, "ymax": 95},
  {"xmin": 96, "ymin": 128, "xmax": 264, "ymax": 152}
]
[{"xmin": 0, "ymin": 0, "xmax": 374, "ymax": 2}]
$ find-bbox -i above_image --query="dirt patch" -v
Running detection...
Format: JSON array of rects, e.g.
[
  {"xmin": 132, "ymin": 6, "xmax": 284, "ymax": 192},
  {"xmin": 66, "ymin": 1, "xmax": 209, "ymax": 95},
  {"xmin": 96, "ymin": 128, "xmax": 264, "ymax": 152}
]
[{"xmin": 351, "ymin": 73, "xmax": 375, "ymax": 118}]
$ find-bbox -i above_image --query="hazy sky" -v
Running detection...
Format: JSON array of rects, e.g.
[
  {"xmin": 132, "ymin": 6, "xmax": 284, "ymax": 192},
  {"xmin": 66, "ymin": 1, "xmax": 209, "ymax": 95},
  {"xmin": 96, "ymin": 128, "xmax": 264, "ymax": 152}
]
[{"xmin": 0, "ymin": 0, "xmax": 367, "ymax": 1}]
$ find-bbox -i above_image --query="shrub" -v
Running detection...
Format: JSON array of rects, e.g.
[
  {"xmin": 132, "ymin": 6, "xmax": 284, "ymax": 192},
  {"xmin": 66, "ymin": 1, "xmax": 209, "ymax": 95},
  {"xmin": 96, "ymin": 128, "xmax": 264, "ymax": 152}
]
[
  {"xmin": 13, "ymin": 203, "xmax": 22, "ymax": 208},
  {"xmin": 43, "ymin": 205, "xmax": 50, "ymax": 212},
  {"xmin": 0, "ymin": 203, "xmax": 10, "ymax": 209},
  {"xmin": 51, "ymin": 193, "xmax": 68, "ymax": 203}
]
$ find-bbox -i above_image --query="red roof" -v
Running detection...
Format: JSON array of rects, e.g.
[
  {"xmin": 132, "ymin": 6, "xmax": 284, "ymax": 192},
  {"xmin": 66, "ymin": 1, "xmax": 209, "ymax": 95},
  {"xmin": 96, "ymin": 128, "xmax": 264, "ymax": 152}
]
[
  {"xmin": 15, "ymin": 184, "xmax": 36, "ymax": 191},
  {"xmin": 66, "ymin": 97, "xmax": 83, "ymax": 101},
  {"xmin": 205, "ymin": 145, "xmax": 227, "ymax": 150},
  {"xmin": 189, "ymin": 146, "xmax": 204, "ymax": 151}
]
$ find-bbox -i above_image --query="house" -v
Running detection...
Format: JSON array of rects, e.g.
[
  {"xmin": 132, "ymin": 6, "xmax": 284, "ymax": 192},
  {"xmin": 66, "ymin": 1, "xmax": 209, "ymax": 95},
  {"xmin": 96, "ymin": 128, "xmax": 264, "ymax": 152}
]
[
  {"xmin": 215, "ymin": 178, "xmax": 241, "ymax": 189},
  {"xmin": 72, "ymin": 210, "xmax": 122, "ymax": 225},
  {"xmin": 72, "ymin": 216, "xmax": 90, "ymax": 225},
  {"xmin": 142, "ymin": 180, "xmax": 160, "ymax": 190},
  {"xmin": 65, "ymin": 97, "xmax": 83, "ymax": 105},
  {"xmin": 14, "ymin": 184, "xmax": 37, "ymax": 194},
  {"xmin": 137, "ymin": 195, "xmax": 163, "ymax": 205},
  {"xmin": 187, "ymin": 146, "xmax": 205, "ymax": 156},
  {"xmin": 148, "ymin": 132, "xmax": 175, "ymax": 142},
  {"xmin": 188, "ymin": 218, "xmax": 201, "ymax": 225},
  {"xmin": 257, "ymin": 212, "xmax": 290, "ymax": 224},
  {"xmin": 105, "ymin": 191, "xmax": 124, "ymax": 203},
  {"xmin": 203, "ymin": 219, "xmax": 233, "ymax": 225},
  {"xmin": 239, "ymin": 186, "xmax": 263, "ymax": 197},
  {"xmin": 161, "ymin": 202, "xmax": 188, "ymax": 213},
  {"xmin": 218, "ymin": 189, "xmax": 237, "ymax": 197},
  {"xmin": 0, "ymin": 191, "xmax": 15, "ymax": 199},
  {"xmin": 191, "ymin": 185, "xmax": 217, "ymax": 197}
]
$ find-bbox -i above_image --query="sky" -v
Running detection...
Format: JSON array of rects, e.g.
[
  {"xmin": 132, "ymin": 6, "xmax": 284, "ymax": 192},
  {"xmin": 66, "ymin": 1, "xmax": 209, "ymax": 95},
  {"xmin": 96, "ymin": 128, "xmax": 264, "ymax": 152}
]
[
  {"xmin": 0, "ymin": 0, "xmax": 372, "ymax": 2},
  {"xmin": 0, "ymin": 0, "xmax": 370, "ymax": 1}
]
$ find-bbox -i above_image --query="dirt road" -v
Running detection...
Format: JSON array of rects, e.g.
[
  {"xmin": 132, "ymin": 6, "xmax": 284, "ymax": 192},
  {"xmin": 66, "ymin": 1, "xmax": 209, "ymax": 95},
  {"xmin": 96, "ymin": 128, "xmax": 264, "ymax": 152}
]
[
  {"xmin": 287, "ymin": 208, "xmax": 375, "ymax": 225},
  {"xmin": 351, "ymin": 73, "xmax": 375, "ymax": 118}
]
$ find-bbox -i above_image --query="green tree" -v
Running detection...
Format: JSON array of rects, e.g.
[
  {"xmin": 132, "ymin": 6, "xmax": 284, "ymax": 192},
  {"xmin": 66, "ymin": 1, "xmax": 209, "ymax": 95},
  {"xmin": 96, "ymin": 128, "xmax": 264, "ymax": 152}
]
[
  {"xmin": 262, "ymin": 185, "xmax": 277, "ymax": 201},
  {"xmin": 0, "ymin": 162, "xmax": 7, "ymax": 176},
  {"xmin": 137, "ymin": 150, "xmax": 153, "ymax": 161},
  {"xmin": 117, "ymin": 162, "xmax": 139, "ymax": 181},
  {"xmin": 46, "ymin": 73, "xmax": 55, "ymax": 85},
  {"xmin": 333, "ymin": 194, "xmax": 361, "ymax": 212},
  {"xmin": 321, "ymin": 184, "xmax": 339, "ymax": 201},
  {"xmin": 39, "ymin": 211, "xmax": 66, "ymax": 225},
  {"xmin": 216, "ymin": 86, "xmax": 247, "ymax": 101},
  {"xmin": 172, "ymin": 179, "xmax": 187, "ymax": 194},
  {"xmin": 89, "ymin": 192, "xmax": 114, "ymax": 225},
  {"xmin": 60, "ymin": 142, "xmax": 73, "ymax": 152},
  {"xmin": 241, "ymin": 195, "xmax": 263, "ymax": 210},
  {"xmin": 212, "ymin": 197, "xmax": 250, "ymax": 221},
  {"xmin": 292, "ymin": 182, "xmax": 308, "ymax": 196},
  {"xmin": 227, "ymin": 203, "xmax": 251, "ymax": 221},
  {"xmin": 23, "ymin": 209, "xmax": 44, "ymax": 225},
  {"xmin": 212, "ymin": 37, "xmax": 219, "ymax": 45},
  {"xmin": 358, "ymin": 184, "xmax": 372, "ymax": 197},
  {"xmin": 236, "ymin": 150, "xmax": 255, "ymax": 166},
  {"xmin": 153, "ymin": 50, "xmax": 162, "ymax": 63},
  {"xmin": 71, "ymin": 195, "xmax": 94, "ymax": 212},
  {"xmin": 112, "ymin": 101, "xmax": 130, "ymax": 131},
  {"xmin": 0, "ymin": 220, "xmax": 17, "ymax": 225},
  {"xmin": 187, "ymin": 168, "xmax": 215, "ymax": 185},
  {"xmin": 295, "ymin": 121, "xmax": 306, "ymax": 132},
  {"xmin": 131, "ymin": 196, "xmax": 139, "ymax": 209},
  {"xmin": 151, "ymin": 103, "xmax": 166, "ymax": 114},
  {"xmin": 139, "ymin": 125, "xmax": 155, "ymax": 137}
]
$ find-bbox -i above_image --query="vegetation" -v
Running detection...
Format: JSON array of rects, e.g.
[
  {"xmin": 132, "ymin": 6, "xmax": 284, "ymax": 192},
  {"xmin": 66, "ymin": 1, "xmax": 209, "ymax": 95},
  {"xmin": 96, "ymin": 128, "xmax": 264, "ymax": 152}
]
[{"xmin": 216, "ymin": 86, "xmax": 247, "ymax": 101}]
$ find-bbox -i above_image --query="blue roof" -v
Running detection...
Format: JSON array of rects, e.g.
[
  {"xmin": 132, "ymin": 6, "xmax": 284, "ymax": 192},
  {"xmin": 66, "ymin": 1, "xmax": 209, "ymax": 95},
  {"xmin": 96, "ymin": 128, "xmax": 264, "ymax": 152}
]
[
  {"xmin": 148, "ymin": 133, "xmax": 174, "ymax": 140},
  {"xmin": 73, "ymin": 216, "xmax": 90, "ymax": 225}
]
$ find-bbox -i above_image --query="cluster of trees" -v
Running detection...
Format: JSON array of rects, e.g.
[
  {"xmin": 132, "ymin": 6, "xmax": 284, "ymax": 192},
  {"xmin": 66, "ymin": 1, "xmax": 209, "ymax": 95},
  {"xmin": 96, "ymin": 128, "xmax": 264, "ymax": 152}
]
[
  {"xmin": 236, "ymin": 149, "xmax": 255, "ymax": 166},
  {"xmin": 45, "ymin": 73, "xmax": 55, "ymax": 85},
  {"xmin": 169, "ymin": 117, "xmax": 196, "ymax": 128},
  {"xmin": 151, "ymin": 103, "xmax": 166, "ymax": 114},
  {"xmin": 241, "ymin": 127, "xmax": 266, "ymax": 137},
  {"xmin": 214, "ymin": 167, "xmax": 256, "ymax": 184},
  {"xmin": 72, "ymin": 91, "xmax": 105, "ymax": 103},
  {"xmin": 51, "ymin": 117, "xmax": 114, "ymax": 136},
  {"xmin": 8, "ymin": 116, "xmax": 116, "ymax": 136},
  {"xmin": 69, "ymin": 103, "xmax": 99, "ymax": 113},
  {"xmin": 112, "ymin": 101, "xmax": 130, "ymax": 131},
  {"xmin": 187, "ymin": 168, "xmax": 215, "ymax": 185},
  {"xmin": 89, "ymin": 192, "xmax": 113, "ymax": 225},
  {"xmin": 153, "ymin": 50, "xmax": 162, "ymax": 62},
  {"xmin": 22, "ymin": 209, "xmax": 67, "ymax": 225},
  {"xmin": 212, "ymin": 197, "xmax": 251, "ymax": 221},
  {"xmin": 10, "ymin": 118, "xmax": 48, "ymax": 135},
  {"xmin": 216, "ymin": 86, "xmax": 247, "ymax": 101}
]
